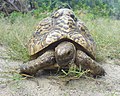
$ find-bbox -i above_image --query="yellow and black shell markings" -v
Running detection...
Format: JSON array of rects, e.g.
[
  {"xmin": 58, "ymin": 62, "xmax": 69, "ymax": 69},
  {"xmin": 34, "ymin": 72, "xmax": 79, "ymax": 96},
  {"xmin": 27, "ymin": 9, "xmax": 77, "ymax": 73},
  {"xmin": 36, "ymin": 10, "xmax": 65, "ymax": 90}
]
[
  {"xmin": 34, "ymin": 17, "xmax": 53, "ymax": 35},
  {"xmin": 27, "ymin": 8, "xmax": 96, "ymax": 59},
  {"xmin": 51, "ymin": 8, "xmax": 75, "ymax": 19},
  {"xmin": 28, "ymin": 17, "xmax": 53, "ymax": 55},
  {"xmin": 76, "ymin": 19, "xmax": 96, "ymax": 57},
  {"xmin": 54, "ymin": 15, "xmax": 77, "ymax": 33}
]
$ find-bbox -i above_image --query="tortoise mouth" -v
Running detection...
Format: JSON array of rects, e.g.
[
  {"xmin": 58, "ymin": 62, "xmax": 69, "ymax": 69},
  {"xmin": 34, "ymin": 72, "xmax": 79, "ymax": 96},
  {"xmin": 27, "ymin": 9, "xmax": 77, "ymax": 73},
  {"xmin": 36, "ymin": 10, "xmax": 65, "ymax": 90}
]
[
  {"xmin": 30, "ymin": 38, "xmax": 95, "ymax": 60},
  {"xmin": 56, "ymin": 58, "xmax": 73, "ymax": 67}
]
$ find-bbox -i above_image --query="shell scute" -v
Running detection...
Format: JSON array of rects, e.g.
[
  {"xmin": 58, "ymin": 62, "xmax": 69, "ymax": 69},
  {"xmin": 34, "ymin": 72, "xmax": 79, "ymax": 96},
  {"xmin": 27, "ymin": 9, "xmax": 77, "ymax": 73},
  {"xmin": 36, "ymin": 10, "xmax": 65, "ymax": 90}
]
[{"xmin": 28, "ymin": 8, "xmax": 96, "ymax": 59}]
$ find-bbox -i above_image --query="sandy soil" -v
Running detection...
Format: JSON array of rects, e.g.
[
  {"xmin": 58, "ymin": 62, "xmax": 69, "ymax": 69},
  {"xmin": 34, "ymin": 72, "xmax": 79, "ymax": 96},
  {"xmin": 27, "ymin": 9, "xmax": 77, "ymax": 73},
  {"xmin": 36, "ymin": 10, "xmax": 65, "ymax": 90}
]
[{"xmin": 0, "ymin": 45, "xmax": 120, "ymax": 96}]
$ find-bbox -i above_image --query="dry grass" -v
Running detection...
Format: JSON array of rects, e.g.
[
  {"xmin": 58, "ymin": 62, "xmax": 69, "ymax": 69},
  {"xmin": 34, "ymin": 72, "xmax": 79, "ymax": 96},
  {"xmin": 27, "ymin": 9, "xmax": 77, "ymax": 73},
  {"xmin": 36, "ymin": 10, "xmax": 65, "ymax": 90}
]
[
  {"xmin": 85, "ymin": 18, "xmax": 120, "ymax": 61},
  {"xmin": 0, "ymin": 14, "xmax": 37, "ymax": 61}
]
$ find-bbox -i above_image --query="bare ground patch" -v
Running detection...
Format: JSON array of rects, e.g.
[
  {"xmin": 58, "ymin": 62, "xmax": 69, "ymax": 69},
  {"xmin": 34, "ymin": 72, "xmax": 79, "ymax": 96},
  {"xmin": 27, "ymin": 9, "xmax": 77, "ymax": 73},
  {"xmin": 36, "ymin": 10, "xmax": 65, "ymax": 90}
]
[{"xmin": 0, "ymin": 46, "xmax": 120, "ymax": 96}]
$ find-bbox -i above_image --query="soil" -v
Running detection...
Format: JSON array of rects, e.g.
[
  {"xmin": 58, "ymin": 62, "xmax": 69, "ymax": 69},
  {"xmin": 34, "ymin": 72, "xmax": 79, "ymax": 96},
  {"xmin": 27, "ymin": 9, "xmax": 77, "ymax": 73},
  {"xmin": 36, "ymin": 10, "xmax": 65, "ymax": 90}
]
[{"xmin": 0, "ymin": 45, "xmax": 120, "ymax": 96}]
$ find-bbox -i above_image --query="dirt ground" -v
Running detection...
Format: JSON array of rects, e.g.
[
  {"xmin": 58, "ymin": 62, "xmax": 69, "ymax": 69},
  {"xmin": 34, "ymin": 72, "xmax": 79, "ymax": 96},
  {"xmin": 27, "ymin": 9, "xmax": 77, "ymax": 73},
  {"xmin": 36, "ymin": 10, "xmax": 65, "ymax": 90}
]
[{"xmin": 0, "ymin": 45, "xmax": 120, "ymax": 96}]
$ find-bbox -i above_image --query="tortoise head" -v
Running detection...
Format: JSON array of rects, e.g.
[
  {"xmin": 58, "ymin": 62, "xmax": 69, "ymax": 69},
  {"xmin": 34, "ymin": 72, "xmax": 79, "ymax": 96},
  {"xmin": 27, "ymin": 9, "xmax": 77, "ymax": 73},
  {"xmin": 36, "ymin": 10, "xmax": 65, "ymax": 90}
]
[
  {"xmin": 55, "ymin": 41, "xmax": 76, "ymax": 67},
  {"xmin": 51, "ymin": 8, "xmax": 77, "ymax": 21}
]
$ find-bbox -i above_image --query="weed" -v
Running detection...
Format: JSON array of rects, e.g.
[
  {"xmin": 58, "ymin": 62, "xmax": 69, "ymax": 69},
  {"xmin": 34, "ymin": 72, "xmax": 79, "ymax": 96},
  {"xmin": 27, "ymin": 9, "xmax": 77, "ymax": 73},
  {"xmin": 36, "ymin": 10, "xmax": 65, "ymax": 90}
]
[
  {"xmin": 12, "ymin": 73, "xmax": 23, "ymax": 81},
  {"xmin": 61, "ymin": 65, "xmax": 90, "ymax": 78},
  {"xmin": 109, "ymin": 92, "xmax": 119, "ymax": 96}
]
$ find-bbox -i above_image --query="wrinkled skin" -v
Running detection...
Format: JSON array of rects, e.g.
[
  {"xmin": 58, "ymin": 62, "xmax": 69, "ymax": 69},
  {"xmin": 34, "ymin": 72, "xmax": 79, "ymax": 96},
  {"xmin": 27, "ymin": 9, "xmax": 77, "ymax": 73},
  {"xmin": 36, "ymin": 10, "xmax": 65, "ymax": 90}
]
[{"xmin": 20, "ymin": 41, "xmax": 105, "ymax": 76}]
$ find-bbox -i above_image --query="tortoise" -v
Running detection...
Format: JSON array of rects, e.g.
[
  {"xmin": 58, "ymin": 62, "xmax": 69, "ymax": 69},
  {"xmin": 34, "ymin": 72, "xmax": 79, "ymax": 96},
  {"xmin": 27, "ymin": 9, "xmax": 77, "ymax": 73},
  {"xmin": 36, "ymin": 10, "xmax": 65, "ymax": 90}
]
[{"xmin": 20, "ymin": 8, "xmax": 105, "ymax": 77}]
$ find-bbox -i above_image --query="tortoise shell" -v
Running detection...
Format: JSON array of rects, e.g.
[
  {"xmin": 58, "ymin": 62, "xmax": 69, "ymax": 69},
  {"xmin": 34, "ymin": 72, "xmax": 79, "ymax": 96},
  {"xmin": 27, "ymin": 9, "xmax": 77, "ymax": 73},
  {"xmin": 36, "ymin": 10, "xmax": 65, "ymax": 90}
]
[{"xmin": 28, "ymin": 8, "xmax": 96, "ymax": 60}]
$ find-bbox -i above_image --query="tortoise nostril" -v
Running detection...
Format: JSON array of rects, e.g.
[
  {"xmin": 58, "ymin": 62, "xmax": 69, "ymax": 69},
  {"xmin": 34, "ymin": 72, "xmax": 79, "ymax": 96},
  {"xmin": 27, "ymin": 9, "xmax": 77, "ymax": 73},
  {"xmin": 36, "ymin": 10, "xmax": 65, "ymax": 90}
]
[{"xmin": 67, "ymin": 51, "xmax": 71, "ymax": 55}]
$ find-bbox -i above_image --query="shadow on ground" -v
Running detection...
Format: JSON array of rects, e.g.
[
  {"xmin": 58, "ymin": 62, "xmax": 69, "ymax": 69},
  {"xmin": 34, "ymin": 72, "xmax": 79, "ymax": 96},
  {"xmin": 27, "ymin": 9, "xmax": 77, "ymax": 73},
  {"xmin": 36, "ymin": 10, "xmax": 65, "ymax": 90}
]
[{"xmin": 0, "ymin": 45, "xmax": 120, "ymax": 96}]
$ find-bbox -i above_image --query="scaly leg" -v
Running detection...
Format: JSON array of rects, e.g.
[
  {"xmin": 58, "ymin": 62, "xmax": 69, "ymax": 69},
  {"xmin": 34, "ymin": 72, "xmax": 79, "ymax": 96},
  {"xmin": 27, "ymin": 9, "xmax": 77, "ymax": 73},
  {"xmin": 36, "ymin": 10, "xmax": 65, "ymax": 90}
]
[
  {"xmin": 20, "ymin": 50, "xmax": 56, "ymax": 75},
  {"xmin": 75, "ymin": 50, "xmax": 105, "ymax": 77}
]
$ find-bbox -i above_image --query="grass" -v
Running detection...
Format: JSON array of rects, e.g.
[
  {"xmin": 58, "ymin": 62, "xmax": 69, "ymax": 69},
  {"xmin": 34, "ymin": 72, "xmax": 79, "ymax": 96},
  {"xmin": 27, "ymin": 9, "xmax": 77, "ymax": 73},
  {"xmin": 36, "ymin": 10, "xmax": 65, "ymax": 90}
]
[
  {"xmin": 0, "ymin": 12, "xmax": 49, "ymax": 61},
  {"xmin": 85, "ymin": 18, "xmax": 120, "ymax": 61},
  {"xmin": 0, "ymin": 11, "xmax": 120, "ymax": 62},
  {"xmin": 61, "ymin": 64, "xmax": 90, "ymax": 78}
]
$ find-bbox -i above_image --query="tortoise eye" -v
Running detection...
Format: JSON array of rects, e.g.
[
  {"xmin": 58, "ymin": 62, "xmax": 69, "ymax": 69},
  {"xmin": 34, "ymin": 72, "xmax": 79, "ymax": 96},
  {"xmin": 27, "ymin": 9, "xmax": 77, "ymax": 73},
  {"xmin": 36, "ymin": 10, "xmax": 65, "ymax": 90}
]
[{"xmin": 67, "ymin": 51, "xmax": 71, "ymax": 55}]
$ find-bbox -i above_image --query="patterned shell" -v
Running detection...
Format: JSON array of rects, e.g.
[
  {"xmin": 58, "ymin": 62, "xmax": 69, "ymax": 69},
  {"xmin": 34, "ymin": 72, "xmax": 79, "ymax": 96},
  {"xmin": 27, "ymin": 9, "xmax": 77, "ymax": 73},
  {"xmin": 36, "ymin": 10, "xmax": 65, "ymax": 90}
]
[{"xmin": 28, "ymin": 8, "xmax": 96, "ymax": 59}]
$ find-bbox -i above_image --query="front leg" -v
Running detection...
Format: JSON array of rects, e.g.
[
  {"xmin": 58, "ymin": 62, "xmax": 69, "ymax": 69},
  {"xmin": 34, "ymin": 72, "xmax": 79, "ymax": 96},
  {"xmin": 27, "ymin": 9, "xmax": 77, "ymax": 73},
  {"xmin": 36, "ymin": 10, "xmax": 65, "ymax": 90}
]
[
  {"xmin": 20, "ymin": 50, "xmax": 56, "ymax": 75},
  {"xmin": 75, "ymin": 50, "xmax": 105, "ymax": 77}
]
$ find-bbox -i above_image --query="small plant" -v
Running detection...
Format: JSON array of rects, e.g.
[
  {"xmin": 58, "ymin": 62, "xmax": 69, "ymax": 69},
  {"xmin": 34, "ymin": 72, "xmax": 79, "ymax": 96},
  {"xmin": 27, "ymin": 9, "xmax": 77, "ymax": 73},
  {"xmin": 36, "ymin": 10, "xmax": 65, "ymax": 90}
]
[
  {"xmin": 12, "ymin": 73, "xmax": 23, "ymax": 81},
  {"xmin": 0, "ymin": 13, "xmax": 4, "ymax": 18},
  {"xmin": 61, "ymin": 65, "xmax": 90, "ymax": 78},
  {"xmin": 109, "ymin": 92, "xmax": 119, "ymax": 96},
  {"xmin": 31, "ymin": 9, "xmax": 50, "ymax": 19},
  {"xmin": 8, "ymin": 12, "xmax": 24, "ymax": 23}
]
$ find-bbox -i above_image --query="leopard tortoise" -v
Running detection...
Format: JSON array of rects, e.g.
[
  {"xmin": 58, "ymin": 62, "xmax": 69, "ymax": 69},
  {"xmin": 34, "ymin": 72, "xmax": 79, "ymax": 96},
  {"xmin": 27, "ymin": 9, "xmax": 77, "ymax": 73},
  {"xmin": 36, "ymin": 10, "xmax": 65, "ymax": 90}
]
[{"xmin": 20, "ymin": 8, "xmax": 105, "ymax": 77}]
